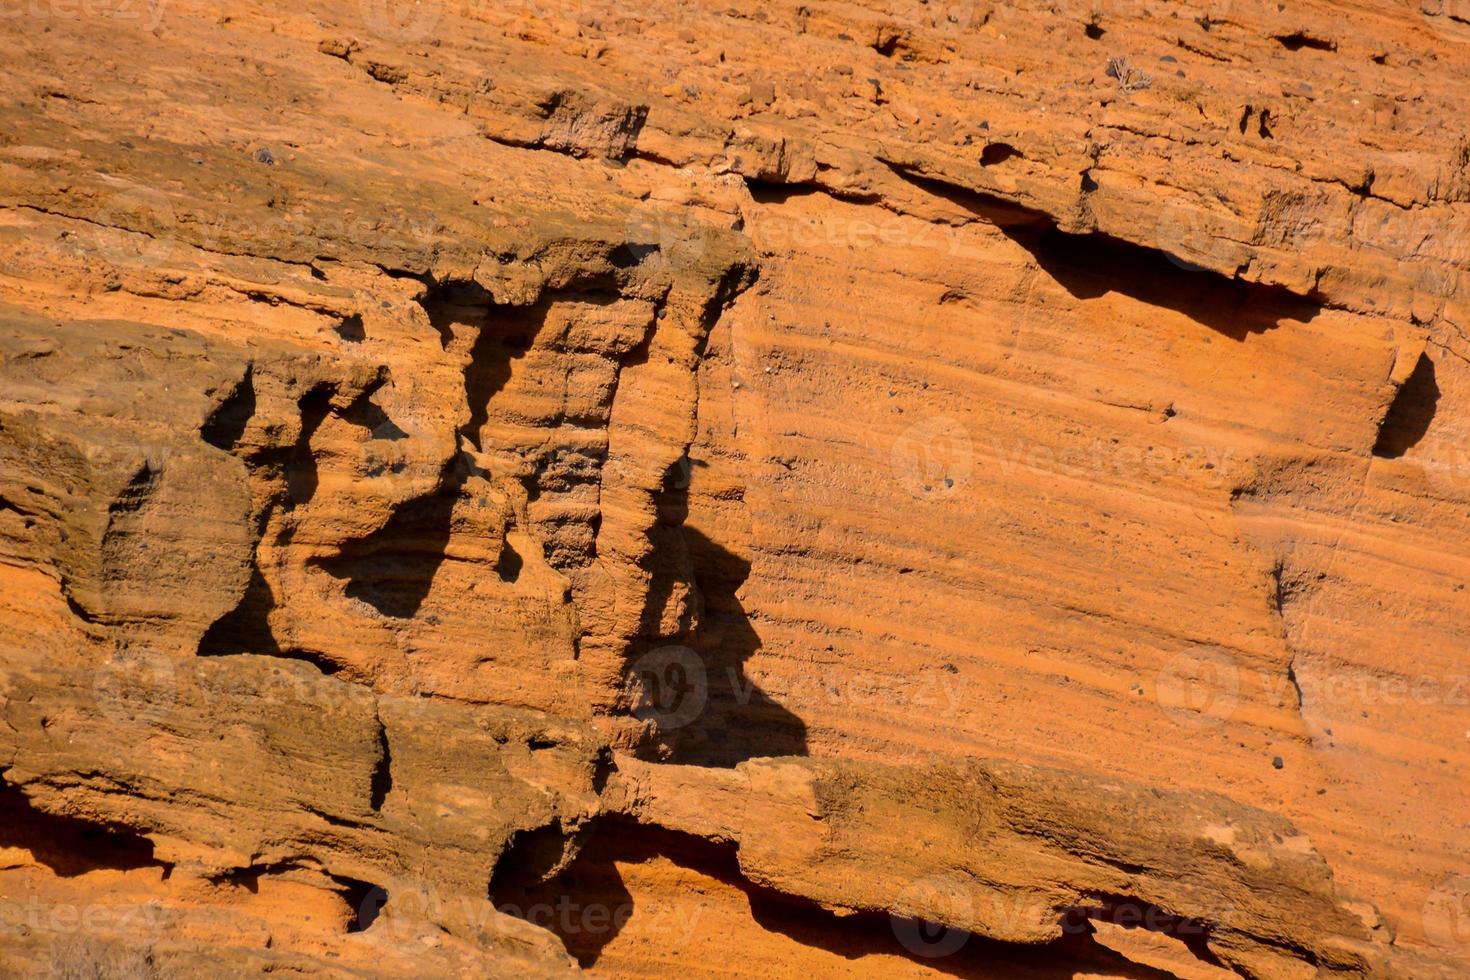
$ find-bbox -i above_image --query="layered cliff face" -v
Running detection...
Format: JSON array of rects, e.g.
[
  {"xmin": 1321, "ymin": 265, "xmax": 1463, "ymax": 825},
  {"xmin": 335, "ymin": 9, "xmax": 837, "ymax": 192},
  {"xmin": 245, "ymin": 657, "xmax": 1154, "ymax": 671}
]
[{"xmin": 1, "ymin": 1, "xmax": 1468, "ymax": 977}]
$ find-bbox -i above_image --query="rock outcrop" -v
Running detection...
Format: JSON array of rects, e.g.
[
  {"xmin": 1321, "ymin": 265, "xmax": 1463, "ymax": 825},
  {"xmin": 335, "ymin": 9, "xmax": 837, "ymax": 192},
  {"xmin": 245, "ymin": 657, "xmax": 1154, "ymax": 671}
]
[{"xmin": 1, "ymin": 1, "xmax": 1467, "ymax": 977}]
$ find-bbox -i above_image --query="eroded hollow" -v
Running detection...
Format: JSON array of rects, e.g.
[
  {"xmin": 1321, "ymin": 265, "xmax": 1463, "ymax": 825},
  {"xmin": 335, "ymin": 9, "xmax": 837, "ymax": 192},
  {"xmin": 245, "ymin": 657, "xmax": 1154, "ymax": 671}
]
[
  {"xmin": 0, "ymin": 778, "xmax": 162, "ymax": 878},
  {"xmin": 489, "ymin": 818, "xmax": 1199, "ymax": 978}
]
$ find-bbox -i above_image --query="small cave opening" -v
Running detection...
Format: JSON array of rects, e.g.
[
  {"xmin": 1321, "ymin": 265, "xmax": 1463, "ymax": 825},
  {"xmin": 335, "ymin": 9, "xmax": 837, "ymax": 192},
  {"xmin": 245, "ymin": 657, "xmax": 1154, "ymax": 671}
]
[
  {"xmin": 334, "ymin": 313, "xmax": 367, "ymax": 342},
  {"xmin": 342, "ymin": 879, "xmax": 389, "ymax": 933}
]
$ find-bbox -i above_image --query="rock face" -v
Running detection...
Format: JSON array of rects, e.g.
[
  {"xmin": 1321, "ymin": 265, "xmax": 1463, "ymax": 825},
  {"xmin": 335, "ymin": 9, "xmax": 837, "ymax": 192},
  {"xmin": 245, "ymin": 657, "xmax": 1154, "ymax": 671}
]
[{"xmin": 0, "ymin": 1, "xmax": 1467, "ymax": 977}]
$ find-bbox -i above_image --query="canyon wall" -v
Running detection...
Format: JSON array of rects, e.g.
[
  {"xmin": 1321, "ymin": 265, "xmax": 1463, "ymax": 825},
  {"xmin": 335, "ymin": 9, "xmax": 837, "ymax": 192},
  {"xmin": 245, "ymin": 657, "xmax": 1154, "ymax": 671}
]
[{"xmin": 1, "ymin": 0, "xmax": 1468, "ymax": 976}]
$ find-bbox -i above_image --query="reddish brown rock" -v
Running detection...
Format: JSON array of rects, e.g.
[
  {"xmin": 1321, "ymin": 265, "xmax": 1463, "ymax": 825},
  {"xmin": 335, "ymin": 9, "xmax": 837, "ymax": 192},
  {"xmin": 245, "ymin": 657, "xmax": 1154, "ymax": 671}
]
[{"xmin": 1, "ymin": 1, "xmax": 1467, "ymax": 977}]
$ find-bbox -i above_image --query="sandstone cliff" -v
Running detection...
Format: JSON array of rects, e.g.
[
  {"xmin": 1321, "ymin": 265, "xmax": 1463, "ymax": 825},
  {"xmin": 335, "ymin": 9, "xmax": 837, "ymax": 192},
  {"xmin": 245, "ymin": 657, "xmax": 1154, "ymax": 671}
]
[{"xmin": 1, "ymin": 1, "xmax": 1468, "ymax": 977}]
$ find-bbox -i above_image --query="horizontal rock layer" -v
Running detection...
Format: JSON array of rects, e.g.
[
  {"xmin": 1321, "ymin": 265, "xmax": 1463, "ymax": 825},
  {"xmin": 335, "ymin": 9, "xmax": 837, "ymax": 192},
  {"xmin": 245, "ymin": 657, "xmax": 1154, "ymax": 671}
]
[{"xmin": 0, "ymin": 1, "xmax": 1467, "ymax": 978}]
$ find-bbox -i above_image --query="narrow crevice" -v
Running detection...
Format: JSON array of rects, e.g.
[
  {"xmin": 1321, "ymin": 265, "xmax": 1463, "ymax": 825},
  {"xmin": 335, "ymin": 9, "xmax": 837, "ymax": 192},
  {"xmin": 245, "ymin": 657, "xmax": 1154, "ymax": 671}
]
[
  {"xmin": 1267, "ymin": 560, "xmax": 1309, "ymax": 718},
  {"xmin": 369, "ymin": 718, "xmax": 393, "ymax": 812},
  {"xmin": 1271, "ymin": 559, "xmax": 1289, "ymax": 616}
]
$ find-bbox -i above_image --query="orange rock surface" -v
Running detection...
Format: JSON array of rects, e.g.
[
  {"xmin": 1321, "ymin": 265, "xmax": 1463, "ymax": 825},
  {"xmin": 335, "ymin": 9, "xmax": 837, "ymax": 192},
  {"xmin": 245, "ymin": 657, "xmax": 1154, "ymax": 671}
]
[{"xmin": 1, "ymin": 1, "xmax": 1468, "ymax": 976}]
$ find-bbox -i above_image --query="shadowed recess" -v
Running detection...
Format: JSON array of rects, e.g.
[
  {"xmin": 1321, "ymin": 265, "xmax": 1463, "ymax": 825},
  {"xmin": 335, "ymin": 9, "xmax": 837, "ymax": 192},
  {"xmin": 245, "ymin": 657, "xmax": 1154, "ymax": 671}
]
[
  {"xmin": 350, "ymin": 883, "xmax": 390, "ymax": 933},
  {"xmin": 0, "ymin": 777, "xmax": 162, "ymax": 878},
  {"xmin": 1373, "ymin": 352, "xmax": 1439, "ymax": 458},
  {"xmin": 284, "ymin": 384, "xmax": 338, "ymax": 509},
  {"xmin": 315, "ymin": 296, "xmax": 548, "ymax": 617},
  {"xmin": 335, "ymin": 313, "xmax": 366, "ymax": 342},
  {"xmin": 489, "ymin": 819, "xmax": 1186, "ymax": 978},
  {"xmin": 200, "ymin": 363, "xmax": 256, "ymax": 451},
  {"xmin": 198, "ymin": 562, "xmax": 284, "ymax": 656},
  {"xmin": 883, "ymin": 163, "xmax": 1324, "ymax": 340},
  {"xmin": 490, "ymin": 823, "xmax": 585, "ymax": 897},
  {"xmin": 340, "ymin": 381, "xmax": 410, "ymax": 441},
  {"xmin": 317, "ymin": 452, "xmax": 468, "ymax": 618},
  {"xmin": 369, "ymin": 721, "xmax": 393, "ymax": 812},
  {"xmin": 628, "ymin": 453, "xmax": 807, "ymax": 767}
]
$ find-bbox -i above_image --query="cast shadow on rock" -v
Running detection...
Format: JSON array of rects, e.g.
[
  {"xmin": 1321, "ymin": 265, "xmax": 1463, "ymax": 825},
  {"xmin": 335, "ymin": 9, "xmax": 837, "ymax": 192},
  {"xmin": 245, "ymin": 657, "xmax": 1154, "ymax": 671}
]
[
  {"xmin": 0, "ymin": 779, "xmax": 160, "ymax": 877},
  {"xmin": 883, "ymin": 163, "xmax": 1323, "ymax": 342},
  {"xmin": 1012, "ymin": 227, "xmax": 1323, "ymax": 342},
  {"xmin": 1373, "ymin": 351, "xmax": 1440, "ymax": 458},
  {"xmin": 629, "ymin": 456, "xmax": 807, "ymax": 767},
  {"xmin": 490, "ymin": 819, "xmax": 1185, "ymax": 979}
]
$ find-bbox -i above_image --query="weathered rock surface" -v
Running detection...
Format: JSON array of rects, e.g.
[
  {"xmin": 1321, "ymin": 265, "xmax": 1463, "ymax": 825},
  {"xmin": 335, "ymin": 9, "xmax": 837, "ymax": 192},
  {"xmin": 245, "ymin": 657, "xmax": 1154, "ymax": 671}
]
[{"xmin": 1, "ymin": 0, "xmax": 1467, "ymax": 977}]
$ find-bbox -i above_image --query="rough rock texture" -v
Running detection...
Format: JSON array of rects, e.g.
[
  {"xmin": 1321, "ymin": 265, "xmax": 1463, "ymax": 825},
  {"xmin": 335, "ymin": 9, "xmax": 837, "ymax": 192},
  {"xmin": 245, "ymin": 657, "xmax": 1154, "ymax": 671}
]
[{"xmin": 1, "ymin": 1, "xmax": 1468, "ymax": 977}]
